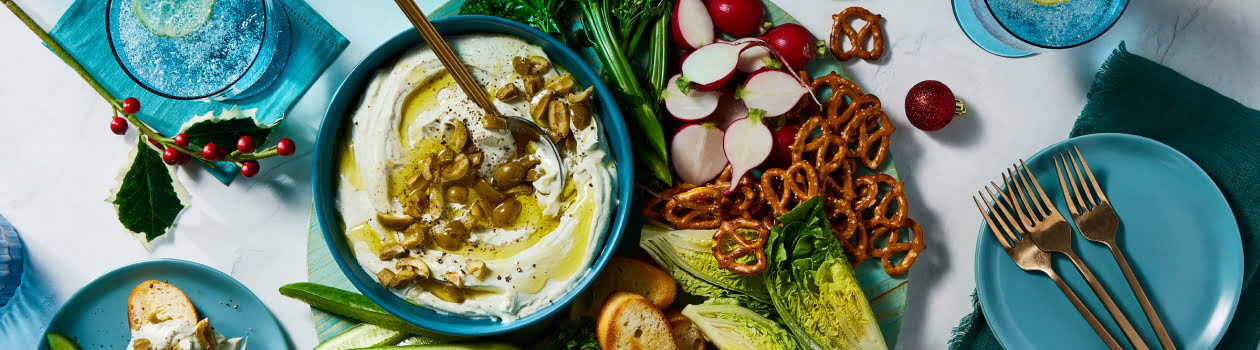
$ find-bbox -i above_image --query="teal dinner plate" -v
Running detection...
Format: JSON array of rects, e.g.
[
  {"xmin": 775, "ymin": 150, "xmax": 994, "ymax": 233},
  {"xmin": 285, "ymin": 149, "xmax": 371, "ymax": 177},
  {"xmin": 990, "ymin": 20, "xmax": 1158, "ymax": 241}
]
[
  {"xmin": 976, "ymin": 133, "xmax": 1242, "ymax": 349},
  {"xmin": 37, "ymin": 259, "xmax": 288, "ymax": 349}
]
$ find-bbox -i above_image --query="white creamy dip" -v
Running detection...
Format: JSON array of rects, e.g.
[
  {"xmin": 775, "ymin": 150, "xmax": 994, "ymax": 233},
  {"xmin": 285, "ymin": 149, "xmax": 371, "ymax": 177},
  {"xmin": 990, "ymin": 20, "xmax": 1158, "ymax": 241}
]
[
  {"xmin": 335, "ymin": 34, "xmax": 616, "ymax": 321},
  {"xmin": 126, "ymin": 319, "xmax": 242, "ymax": 350}
]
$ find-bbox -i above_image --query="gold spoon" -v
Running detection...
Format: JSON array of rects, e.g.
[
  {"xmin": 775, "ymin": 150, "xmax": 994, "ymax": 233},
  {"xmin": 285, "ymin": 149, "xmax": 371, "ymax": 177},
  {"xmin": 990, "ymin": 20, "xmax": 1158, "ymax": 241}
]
[{"xmin": 393, "ymin": 0, "xmax": 567, "ymax": 187}]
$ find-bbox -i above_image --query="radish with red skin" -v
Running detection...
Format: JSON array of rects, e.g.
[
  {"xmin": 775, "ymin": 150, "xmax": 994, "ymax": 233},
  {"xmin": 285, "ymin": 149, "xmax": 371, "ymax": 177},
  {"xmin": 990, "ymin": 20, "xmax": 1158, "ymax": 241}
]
[
  {"xmin": 767, "ymin": 124, "xmax": 798, "ymax": 168},
  {"xmin": 671, "ymin": 0, "xmax": 715, "ymax": 50},
  {"xmin": 722, "ymin": 116, "xmax": 772, "ymax": 194},
  {"xmin": 680, "ymin": 41, "xmax": 752, "ymax": 92},
  {"xmin": 762, "ymin": 23, "xmax": 817, "ymax": 69},
  {"xmin": 737, "ymin": 68, "xmax": 810, "ymax": 118},
  {"xmin": 672, "ymin": 123, "xmax": 728, "ymax": 185},
  {"xmin": 732, "ymin": 37, "xmax": 780, "ymax": 73},
  {"xmin": 711, "ymin": 93, "xmax": 748, "ymax": 129},
  {"xmin": 707, "ymin": 0, "xmax": 764, "ymax": 37},
  {"xmin": 663, "ymin": 74, "xmax": 721, "ymax": 121}
]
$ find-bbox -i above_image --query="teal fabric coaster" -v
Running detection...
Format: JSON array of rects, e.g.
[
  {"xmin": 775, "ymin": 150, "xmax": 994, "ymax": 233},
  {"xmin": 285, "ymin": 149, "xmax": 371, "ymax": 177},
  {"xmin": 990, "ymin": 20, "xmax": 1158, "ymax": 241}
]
[{"xmin": 48, "ymin": 0, "xmax": 348, "ymax": 184}]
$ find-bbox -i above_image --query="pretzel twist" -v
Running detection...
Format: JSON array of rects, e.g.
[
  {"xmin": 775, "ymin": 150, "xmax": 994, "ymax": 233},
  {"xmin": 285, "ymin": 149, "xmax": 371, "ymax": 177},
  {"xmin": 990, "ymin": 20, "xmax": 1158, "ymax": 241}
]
[
  {"xmin": 711, "ymin": 218, "xmax": 770, "ymax": 275},
  {"xmin": 830, "ymin": 7, "xmax": 885, "ymax": 61},
  {"xmin": 869, "ymin": 218, "xmax": 925, "ymax": 276},
  {"xmin": 853, "ymin": 173, "xmax": 909, "ymax": 229},
  {"xmin": 841, "ymin": 102, "xmax": 895, "ymax": 169},
  {"xmin": 760, "ymin": 161, "xmax": 820, "ymax": 217}
]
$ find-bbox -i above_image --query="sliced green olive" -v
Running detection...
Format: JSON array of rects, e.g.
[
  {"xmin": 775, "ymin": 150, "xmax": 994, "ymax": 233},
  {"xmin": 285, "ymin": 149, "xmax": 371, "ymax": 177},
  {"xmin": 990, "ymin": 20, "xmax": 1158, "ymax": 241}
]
[
  {"xmin": 570, "ymin": 102, "xmax": 591, "ymax": 130},
  {"xmin": 445, "ymin": 185, "xmax": 468, "ymax": 204},
  {"xmin": 466, "ymin": 259, "xmax": 487, "ymax": 280},
  {"xmin": 527, "ymin": 55, "xmax": 550, "ymax": 74},
  {"xmin": 546, "ymin": 100, "xmax": 570, "ymax": 141},
  {"xmin": 491, "ymin": 159, "xmax": 536, "ymax": 190},
  {"xmin": 419, "ymin": 153, "xmax": 436, "ymax": 181},
  {"xmin": 396, "ymin": 258, "xmax": 430, "ymax": 279},
  {"xmin": 407, "ymin": 174, "xmax": 429, "ymax": 191},
  {"xmin": 529, "ymin": 89, "xmax": 554, "ymax": 122},
  {"xmin": 567, "ymin": 86, "xmax": 594, "ymax": 105},
  {"xmin": 377, "ymin": 268, "xmax": 397, "ymax": 288},
  {"xmin": 424, "ymin": 187, "xmax": 445, "ymax": 220},
  {"xmin": 481, "ymin": 113, "xmax": 507, "ymax": 130},
  {"xmin": 402, "ymin": 223, "xmax": 427, "ymax": 248},
  {"xmin": 512, "ymin": 56, "xmax": 531, "ymax": 76},
  {"xmin": 448, "ymin": 121, "xmax": 468, "ymax": 151},
  {"xmin": 496, "ymin": 83, "xmax": 520, "ymax": 102},
  {"xmin": 525, "ymin": 166, "xmax": 545, "ymax": 182},
  {"xmin": 491, "ymin": 198, "xmax": 522, "ymax": 227},
  {"xmin": 443, "ymin": 271, "xmax": 465, "ymax": 288},
  {"xmin": 434, "ymin": 282, "xmax": 465, "ymax": 303},
  {"xmin": 435, "ymin": 149, "xmax": 455, "ymax": 167},
  {"xmin": 379, "ymin": 243, "xmax": 407, "ymax": 260},
  {"xmin": 376, "ymin": 212, "xmax": 414, "ymax": 232},
  {"xmin": 394, "ymin": 267, "xmax": 418, "ymax": 288},
  {"xmin": 473, "ymin": 179, "xmax": 506, "ymax": 204},
  {"xmin": 434, "ymin": 221, "xmax": 466, "ymax": 250},
  {"xmin": 543, "ymin": 74, "xmax": 574, "ymax": 95},
  {"xmin": 468, "ymin": 151, "xmax": 483, "ymax": 167},
  {"xmin": 504, "ymin": 184, "xmax": 535, "ymax": 197},
  {"xmin": 439, "ymin": 154, "xmax": 470, "ymax": 182},
  {"xmin": 523, "ymin": 75, "xmax": 542, "ymax": 97}
]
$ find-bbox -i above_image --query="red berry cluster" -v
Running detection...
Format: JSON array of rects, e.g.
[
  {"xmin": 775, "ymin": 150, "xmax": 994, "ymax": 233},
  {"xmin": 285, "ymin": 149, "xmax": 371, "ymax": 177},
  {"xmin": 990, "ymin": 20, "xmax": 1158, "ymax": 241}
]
[{"xmin": 108, "ymin": 97, "xmax": 296, "ymax": 178}]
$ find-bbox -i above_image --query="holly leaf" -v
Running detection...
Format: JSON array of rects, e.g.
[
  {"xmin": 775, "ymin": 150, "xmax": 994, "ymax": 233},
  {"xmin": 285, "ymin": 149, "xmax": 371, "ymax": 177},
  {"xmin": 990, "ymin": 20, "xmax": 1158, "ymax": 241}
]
[
  {"xmin": 178, "ymin": 106, "xmax": 276, "ymax": 148},
  {"xmin": 109, "ymin": 140, "xmax": 188, "ymax": 247}
]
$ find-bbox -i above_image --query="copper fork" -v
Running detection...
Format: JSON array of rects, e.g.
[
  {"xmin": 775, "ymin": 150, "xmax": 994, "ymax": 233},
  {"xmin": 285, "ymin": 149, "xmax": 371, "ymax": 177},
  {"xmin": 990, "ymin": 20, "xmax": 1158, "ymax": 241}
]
[
  {"xmin": 975, "ymin": 189, "xmax": 1122, "ymax": 350},
  {"xmin": 1004, "ymin": 161, "xmax": 1149, "ymax": 350},
  {"xmin": 1055, "ymin": 147, "xmax": 1175, "ymax": 349}
]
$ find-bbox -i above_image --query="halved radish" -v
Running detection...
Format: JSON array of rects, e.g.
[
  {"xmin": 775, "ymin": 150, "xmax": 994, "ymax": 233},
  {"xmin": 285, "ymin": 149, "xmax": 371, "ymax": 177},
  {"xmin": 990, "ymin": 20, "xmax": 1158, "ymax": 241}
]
[
  {"xmin": 737, "ymin": 68, "xmax": 809, "ymax": 118},
  {"xmin": 711, "ymin": 93, "xmax": 748, "ymax": 129},
  {"xmin": 680, "ymin": 41, "xmax": 752, "ymax": 92},
  {"xmin": 671, "ymin": 0, "xmax": 715, "ymax": 50},
  {"xmin": 664, "ymin": 74, "xmax": 721, "ymax": 122},
  {"xmin": 732, "ymin": 37, "xmax": 779, "ymax": 73},
  {"xmin": 672, "ymin": 123, "xmax": 728, "ymax": 186},
  {"xmin": 723, "ymin": 116, "xmax": 772, "ymax": 194}
]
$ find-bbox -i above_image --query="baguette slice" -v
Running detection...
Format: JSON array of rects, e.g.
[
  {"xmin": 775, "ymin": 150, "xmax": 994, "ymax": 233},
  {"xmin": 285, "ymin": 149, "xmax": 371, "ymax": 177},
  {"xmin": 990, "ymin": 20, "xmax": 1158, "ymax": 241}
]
[
  {"xmin": 665, "ymin": 309, "xmax": 706, "ymax": 350},
  {"xmin": 597, "ymin": 292, "xmax": 680, "ymax": 350},
  {"xmin": 127, "ymin": 280, "xmax": 198, "ymax": 330},
  {"xmin": 590, "ymin": 256, "xmax": 677, "ymax": 311}
]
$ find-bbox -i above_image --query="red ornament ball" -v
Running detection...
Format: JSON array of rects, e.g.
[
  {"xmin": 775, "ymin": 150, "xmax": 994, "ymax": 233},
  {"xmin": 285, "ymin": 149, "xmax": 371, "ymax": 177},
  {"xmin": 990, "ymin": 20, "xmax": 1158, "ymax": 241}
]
[
  {"xmin": 905, "ymin": 80, "xmax": 963, "ymax": 131},
  {"xmin": 109, "ymin": 116, "xmax": 128, "ymax": 135},
  {"xmin": 121, "ymin": 97, "xmax": 141, "ymax": 115},
  {"xmin": 276, "ymin": 138, "xmax": 295, "ymax": 157},
  {"xmin": 240, "ymin": 160, "xmax": 260, "ymax": 178}
]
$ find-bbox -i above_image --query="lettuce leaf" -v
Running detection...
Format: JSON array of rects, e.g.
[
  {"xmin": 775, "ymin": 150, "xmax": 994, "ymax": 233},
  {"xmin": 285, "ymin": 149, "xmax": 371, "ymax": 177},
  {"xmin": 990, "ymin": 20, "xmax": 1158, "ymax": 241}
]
[
  {"xmin": 640, "ymin": 222, "xmax": 771, "ymax": 303},
  {"xmin": 681, "ymin": 303, "xmax": 800, "ymax": 350},
  {"xmin": 766, "ymin": 197, "xmax": 887, "ymax": 350}
]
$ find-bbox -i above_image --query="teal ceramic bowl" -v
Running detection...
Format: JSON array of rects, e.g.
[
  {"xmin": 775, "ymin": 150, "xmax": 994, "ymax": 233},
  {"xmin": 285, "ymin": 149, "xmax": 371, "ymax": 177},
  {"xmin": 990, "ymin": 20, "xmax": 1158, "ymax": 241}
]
[{"xmin": 312, "ymin": 16, "xmax": 633, "ymax": 336}]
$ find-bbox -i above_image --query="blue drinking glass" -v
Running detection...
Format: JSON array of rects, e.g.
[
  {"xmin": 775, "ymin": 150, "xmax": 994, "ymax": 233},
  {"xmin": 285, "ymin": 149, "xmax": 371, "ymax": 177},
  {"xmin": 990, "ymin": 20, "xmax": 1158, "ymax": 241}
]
[
  {"xmin": 0, "ymin": 214, "xmax": 21, "ymax": 309},
  {"xmin": 953, "ymin": 0, "xmax": 1128, "ymax": 57},
  {"xmin": 107, "ymin": 0, "xmax": 292, "ymax": 101}
]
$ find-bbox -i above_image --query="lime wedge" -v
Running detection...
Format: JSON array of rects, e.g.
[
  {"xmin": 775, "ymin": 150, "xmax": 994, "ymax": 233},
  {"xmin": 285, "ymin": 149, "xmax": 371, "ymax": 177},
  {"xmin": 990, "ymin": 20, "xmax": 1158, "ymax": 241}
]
[
  {"xmin": 46, "ymin": 332, "xmax": 82, "ymax": 350},
  {"xmin": 132, "ymin": 0, "xmax": 216, "ymax": 38}
]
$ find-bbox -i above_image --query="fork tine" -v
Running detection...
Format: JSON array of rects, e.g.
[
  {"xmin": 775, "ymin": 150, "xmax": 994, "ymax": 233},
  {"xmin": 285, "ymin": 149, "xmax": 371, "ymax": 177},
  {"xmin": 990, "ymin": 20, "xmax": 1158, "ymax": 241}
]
[
  {"xmin": 1055, "ymin": 155, "xmax": 1084, "ymax": 215},
  {"xmin": 1018, "ymin": 159, "xmax": 1058, "ymax": 215},
  {"xmin": 1063, "ymin": 152, "xmax": 1092, "ymax": 210},
  {"xmin": 1073, "ymin": 146, "xmax": 1109, "ymax": 202},
  {"xmin": 984, "ymin": 186, "xmax": 1023, "ymax": 243},
  {"xmin": 975, "ymin": 195, "xmax": 1012, "ymax": 249},
  {"xmin": 1066, "ymin": 150, "xmax": 1098, "ymax": 207},
  {"xmin": 998, "ymin": 173, "xmax": 1036, "ymax": 228},
  {"xmin": 1006, "ymin": 167, "xmax": 1044, "ymax": 221}
]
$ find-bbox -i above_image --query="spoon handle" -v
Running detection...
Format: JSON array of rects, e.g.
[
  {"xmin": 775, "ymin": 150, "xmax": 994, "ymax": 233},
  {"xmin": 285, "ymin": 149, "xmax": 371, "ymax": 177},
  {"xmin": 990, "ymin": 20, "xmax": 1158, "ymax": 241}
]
[{"xmin": 393, "ymin": 0, "xmax": 499, "ymax": 116}]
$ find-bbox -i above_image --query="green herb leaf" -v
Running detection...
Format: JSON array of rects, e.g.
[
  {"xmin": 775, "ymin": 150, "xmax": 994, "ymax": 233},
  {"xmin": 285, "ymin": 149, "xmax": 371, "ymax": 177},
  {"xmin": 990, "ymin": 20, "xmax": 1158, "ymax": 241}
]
[
  {"xmin": 178, "ymin": 107, "xmax": 273, "ymax": 149},
  {"xmin": 111, "ymin": 140, "xmax": 186, "ymax": 244}
]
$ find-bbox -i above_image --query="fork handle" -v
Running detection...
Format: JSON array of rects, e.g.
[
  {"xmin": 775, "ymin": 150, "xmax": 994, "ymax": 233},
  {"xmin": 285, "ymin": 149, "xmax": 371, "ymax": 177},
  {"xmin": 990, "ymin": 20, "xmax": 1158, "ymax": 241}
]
[
  {"xmin": 1047, "ymin": 270, "xmax": 1124, "ymax": 350},
  {"xmin": 1109, "ymin": 244, "xmax": 1176, "ymax": 350},
  {"xmin": 1067, "ymin": 253, "xmax": 1151, "ymax": 350}
]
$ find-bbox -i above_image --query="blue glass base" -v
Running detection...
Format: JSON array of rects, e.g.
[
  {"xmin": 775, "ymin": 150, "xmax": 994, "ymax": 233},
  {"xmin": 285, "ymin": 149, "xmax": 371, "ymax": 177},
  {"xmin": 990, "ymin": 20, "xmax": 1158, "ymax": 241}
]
[{"xmin": 952, "ymin": 0, "xmax": 1034, "ymax": 58}]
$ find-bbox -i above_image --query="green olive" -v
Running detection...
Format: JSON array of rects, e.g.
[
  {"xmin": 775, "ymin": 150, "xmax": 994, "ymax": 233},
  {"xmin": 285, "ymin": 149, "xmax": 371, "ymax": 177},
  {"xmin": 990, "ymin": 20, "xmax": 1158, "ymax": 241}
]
[
  {"xmin": 439, "ymin": 154, "xmax": 470, "ymax": 183},
  {"xmin": 481, "ymin": 113, "xmax": 507, "ymax": 130},
  {"xmin": 546, "ymin": 100, "xmax": 570, "ymax": 141},
  {"xmin": 473, "ymin": 179, "xmax": 505, "ymax": 204},
  {"xmin": 402, "ymin": 224, "xmax": 427, "ymax": 248},
  {"xmin": 407, "ymin": 174, "xmax": 429, "ymax": 191},
  {"xmin": 491, "ymin": 199, "xmax": 522, "ymax": 227},
  {"xmin": 523, "ymin": 75, "xmax": 542, "ymax": 97},
  {"xmin": 492, "ymin": 160, "xmax": 534, "ymax": 190},
  {"xmin": 567, "ymin": 86, "xmax": 594, "ymax": 105},
  {"xmin": 434, "ymin": 221, "xmax": 466, "ymax": 250},
  {"xmin": 512, "ymin": 56, "xmax": 531, "ymax": 76},
  {"xmin": 543, "ymin": 74, "xmax": 574, "ymax": 95},
  {"xmin": 419, "ymin": 153, "xmax": 436, "ymax": 180},
  {"xmin": 496, "ymin": 83, "xmax": 520, "ymax": 101},
  {"xmin": 448, "ymin": 121, "xmax": 468, "ymax": 151},
  {"xmin": 525, "ymin": 166, "xmax": 545, "ymax": 182},
  {"xmin": 445, "ymin": 185, "xmax": 468, "ymax": 204},
  {"xmin": 527, "ymin": 55, "xmax": 550, "ymax": 74},
  {"xmin": 379, "ymin": 243, "xmax": 407, "ymax": 260},
  {"xmin": 569, "ymin": 102, "xmax": 591, "ymax": 130},
  {"xmin": 504, "ymin": 184, "xmax": 535, "ymax": 197},
  {"xmin": 529, "ymin": 89, "xmax": 554, "ymax": 122},
  {"xmin": 435, "ymin": 149, "xmax": 455, "ymax": 167},
  {"xmin": 468, "ymin": 151, "xmax": 484, "ymax": 167},
  {"xmin": 376, "ymin": 212, "xmax": 414, "ymax": 232}
]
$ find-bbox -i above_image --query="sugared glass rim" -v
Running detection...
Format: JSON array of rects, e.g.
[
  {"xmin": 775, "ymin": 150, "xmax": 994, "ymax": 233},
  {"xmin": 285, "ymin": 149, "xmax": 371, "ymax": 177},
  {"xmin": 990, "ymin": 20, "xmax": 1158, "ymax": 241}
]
[
  {"xmin": 985, "ymin": 0, "xmax": 1129, "ymax": 50},
  {"xmin": 104, "ymin": 0, "xmax": 274, "ymax": 100}
]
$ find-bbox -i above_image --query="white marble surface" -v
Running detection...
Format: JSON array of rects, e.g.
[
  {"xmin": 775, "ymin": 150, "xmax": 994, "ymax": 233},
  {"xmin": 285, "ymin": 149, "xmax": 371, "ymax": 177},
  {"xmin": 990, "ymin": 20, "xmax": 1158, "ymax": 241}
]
[{"xmin": 1, "ymin": 0, "xmax": 1256, "ymax": 348}]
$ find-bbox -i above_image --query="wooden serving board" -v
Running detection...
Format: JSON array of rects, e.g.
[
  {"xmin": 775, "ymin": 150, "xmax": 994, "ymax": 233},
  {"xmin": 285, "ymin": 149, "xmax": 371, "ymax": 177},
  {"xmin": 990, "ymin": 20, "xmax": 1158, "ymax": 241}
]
[{"xmin": 306, "ymin": 0, "xmax": 909, "ymax": 346}]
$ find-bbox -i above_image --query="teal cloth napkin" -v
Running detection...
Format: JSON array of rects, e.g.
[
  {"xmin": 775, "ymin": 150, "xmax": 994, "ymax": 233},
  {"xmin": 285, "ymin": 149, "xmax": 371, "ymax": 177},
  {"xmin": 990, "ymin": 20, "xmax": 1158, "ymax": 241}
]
[
  {"xmin": 950, "ymin": 43, "xmax": 1260, "ymax": 349},
  {"xmin": 48, "ymin": 0, "xmax": 348, "ymax": 184}
]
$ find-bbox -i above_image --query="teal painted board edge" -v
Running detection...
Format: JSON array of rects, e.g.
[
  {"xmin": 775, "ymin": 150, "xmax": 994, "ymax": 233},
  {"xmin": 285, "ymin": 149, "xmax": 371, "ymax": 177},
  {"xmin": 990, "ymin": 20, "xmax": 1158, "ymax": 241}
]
[{"xmin": 308, "ymin": 0, "xmax": 910, "ymax": 346}]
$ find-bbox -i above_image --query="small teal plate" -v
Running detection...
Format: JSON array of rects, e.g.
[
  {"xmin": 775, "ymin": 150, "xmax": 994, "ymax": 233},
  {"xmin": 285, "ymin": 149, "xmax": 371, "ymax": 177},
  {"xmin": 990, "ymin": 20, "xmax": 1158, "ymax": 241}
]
[
  {"xmin": 37, "ymin": 259, "xmax": 288, "ymax": 349},
  {"xmin": 976, "ymin": 133, "xmax": 1242, "ymax": 349}
]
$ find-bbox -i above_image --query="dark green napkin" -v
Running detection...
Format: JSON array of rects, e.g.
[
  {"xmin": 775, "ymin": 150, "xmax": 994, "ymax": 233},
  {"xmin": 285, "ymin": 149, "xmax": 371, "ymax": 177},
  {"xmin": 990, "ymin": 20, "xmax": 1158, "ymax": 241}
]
[{"xmin": 950, "ymin": 43, "xmax": 1260, "ymax": 349}]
